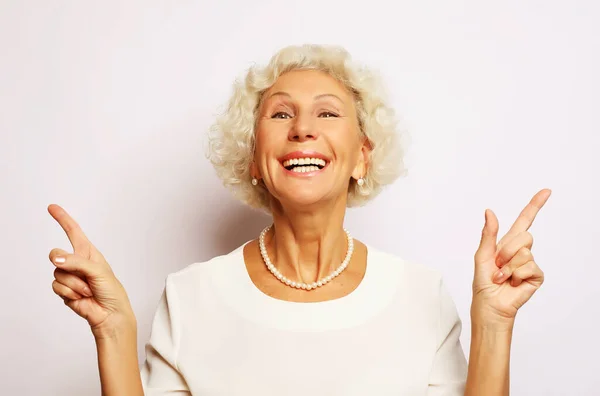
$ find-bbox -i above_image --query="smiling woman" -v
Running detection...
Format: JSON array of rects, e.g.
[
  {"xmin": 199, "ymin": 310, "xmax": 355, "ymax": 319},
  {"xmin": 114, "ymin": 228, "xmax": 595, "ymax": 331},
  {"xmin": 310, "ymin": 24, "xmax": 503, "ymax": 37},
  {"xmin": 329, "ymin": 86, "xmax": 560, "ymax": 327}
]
[
  {"xmin": 47, "ymin": 43, "xmax": 551, "ymax": 396},
  {"xmin": 207, "ymin": 45, "xmax": 406, "ymax": 210}
]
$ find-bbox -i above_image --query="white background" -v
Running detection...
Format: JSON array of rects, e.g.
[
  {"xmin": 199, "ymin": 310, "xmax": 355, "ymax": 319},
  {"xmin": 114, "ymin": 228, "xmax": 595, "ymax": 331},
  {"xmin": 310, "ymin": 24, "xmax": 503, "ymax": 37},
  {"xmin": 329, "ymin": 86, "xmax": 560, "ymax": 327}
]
[{"xmin": 1, "ymin": 0, "xmax": 598, "ymax": 394}]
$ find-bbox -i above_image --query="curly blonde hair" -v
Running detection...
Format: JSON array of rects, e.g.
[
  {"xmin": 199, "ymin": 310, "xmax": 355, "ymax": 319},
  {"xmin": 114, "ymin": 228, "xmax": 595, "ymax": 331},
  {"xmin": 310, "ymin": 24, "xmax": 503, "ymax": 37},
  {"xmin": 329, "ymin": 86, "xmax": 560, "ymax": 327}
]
[{"xmin": 206, "ymin": 44, "xmax": 408, "ymax": 212}]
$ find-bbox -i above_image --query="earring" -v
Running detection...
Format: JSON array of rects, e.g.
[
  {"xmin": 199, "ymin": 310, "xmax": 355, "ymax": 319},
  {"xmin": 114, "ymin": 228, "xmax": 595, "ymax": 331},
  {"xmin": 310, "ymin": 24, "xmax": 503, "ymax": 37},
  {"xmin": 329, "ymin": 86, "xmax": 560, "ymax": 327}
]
[
  {"xmin": 357, "ymin": 177, "xmax": 364, "ymax": 186},
  {"xmin": 251, "ymin": 178, "xmax": 258, "ymax": 186}
]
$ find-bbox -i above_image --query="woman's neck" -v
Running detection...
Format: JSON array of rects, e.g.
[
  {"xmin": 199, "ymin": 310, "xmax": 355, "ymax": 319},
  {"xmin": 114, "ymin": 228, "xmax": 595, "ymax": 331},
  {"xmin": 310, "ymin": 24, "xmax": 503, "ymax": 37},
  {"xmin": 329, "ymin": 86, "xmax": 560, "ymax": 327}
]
[{"xmin": 267, "ymin": 198, "xmax": 350, "ymax": 284}]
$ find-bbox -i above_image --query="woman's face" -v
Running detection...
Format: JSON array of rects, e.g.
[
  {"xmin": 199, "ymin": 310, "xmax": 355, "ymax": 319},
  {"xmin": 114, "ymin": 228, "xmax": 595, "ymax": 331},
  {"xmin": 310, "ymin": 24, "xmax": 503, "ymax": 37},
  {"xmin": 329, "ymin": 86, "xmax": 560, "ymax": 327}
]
[{"xmin": 253, "ymin": 69, "xmax": 368, "ymax": 209}]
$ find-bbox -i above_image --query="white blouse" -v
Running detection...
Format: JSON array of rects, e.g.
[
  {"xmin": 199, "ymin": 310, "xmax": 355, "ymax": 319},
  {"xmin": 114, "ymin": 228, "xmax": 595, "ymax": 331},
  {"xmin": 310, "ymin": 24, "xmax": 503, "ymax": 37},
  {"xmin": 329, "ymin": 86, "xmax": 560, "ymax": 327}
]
[{"xmin": 140, "ymin": 241, "xmax": 468, "ymax": 395}]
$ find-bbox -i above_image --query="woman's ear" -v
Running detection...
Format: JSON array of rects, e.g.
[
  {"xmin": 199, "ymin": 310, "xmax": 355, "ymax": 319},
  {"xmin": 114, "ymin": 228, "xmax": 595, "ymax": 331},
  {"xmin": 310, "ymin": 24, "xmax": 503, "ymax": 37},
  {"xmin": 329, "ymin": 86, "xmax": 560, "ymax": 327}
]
[
  {"xmin": 250, "ymin": 161, "xmax": 260, "ymax": 180},
  {"xmin": 352, "ymin": 138, "xmax": 371, "ymax": 180}
]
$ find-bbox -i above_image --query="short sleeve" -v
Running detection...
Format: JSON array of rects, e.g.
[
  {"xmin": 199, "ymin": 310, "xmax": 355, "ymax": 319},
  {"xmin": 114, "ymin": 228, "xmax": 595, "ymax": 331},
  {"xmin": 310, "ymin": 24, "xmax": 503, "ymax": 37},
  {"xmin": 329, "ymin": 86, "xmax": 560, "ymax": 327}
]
[
  {"xmin": 140, "ymin": 275, "xmax": 191, "ymax": 395},
  {"xmin": 427, "ymin": 277, "xmax": 468, "ymax": 396}
]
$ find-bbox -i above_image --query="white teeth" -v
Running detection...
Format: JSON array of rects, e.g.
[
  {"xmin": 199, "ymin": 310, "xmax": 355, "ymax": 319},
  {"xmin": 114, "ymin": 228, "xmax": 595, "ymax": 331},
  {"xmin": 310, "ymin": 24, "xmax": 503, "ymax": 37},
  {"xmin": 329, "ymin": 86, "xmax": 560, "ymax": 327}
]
[
  {"xmin": 282, "ymin": 157, "xmax": 327, "ymax": 167},
  {"xmin": 291, "ymin": 165, "xmax": 319, "ymax": 173}
]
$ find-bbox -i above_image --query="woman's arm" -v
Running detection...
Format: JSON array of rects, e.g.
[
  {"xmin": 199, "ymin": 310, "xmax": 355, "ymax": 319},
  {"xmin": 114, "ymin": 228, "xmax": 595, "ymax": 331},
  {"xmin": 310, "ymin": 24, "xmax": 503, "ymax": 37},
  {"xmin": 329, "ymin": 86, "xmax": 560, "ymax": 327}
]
[
  {"xmin": 94, "ymin": 317, "xmax": 144, "ymax": 396},
  {"xmin": 464, "ymin": 320, "xmax": 513, "ymax": 396},
  {"xmin": 46, "ymin": 204, "xmax": 144, "ymax": 396},
  {"xmin": 465, "ymin": 191, "xmax": 551, "ymax": 395}
]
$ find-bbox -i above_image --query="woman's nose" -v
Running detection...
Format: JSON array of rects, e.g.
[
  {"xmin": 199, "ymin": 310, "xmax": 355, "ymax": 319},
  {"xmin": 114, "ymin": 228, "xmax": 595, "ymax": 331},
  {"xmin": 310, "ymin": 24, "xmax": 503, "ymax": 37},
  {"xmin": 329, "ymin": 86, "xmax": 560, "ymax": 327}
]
[{"xmin": 288, "ymin": 113, "xmax": 319, "ymax": 142}]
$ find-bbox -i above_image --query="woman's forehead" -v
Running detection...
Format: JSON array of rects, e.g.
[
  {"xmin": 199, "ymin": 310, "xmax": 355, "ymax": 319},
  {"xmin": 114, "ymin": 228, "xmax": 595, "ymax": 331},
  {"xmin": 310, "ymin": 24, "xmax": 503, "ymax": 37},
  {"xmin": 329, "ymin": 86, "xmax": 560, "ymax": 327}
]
[{"xmin": 263, "ymin": 70, "xmax": 353, "ymax": 101}]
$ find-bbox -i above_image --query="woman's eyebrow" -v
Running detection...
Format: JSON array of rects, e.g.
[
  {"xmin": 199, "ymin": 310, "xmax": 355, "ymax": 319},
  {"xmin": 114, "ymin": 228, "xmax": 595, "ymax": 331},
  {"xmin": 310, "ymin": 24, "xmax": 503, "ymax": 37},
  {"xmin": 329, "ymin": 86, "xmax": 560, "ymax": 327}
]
[
  {"xmin": 267, "ymin": 92, "xmax": 344, "ymax": 103},
  {"xmin": 266, "ymin": 91, "xmax": 290, "ymax": 100},
  {"xmin": 313, "ymin": 93, "xmax": 344, "ymax": 103}
]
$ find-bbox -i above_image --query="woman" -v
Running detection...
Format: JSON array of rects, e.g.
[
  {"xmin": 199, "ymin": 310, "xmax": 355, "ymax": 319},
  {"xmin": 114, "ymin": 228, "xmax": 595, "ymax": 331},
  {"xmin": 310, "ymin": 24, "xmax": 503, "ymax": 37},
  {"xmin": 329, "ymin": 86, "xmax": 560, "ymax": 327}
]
[{"xmin": 47, "ymin": 44, "xmax": 551, "ymax": 395}]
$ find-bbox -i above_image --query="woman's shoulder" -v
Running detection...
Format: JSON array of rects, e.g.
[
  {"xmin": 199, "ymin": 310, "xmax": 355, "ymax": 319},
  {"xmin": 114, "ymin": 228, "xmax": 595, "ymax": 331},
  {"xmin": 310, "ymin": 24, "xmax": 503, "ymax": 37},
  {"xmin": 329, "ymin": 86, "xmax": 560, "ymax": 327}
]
[
  {"xmin": 365, "ymin": 243, "xmax": 445, "ymax": 288},
  {"xmin": 366, "ymin": 242, "xmax": 443, "ymax": 276},
  {"xmin": 164, "ymin": 241, "xmax": 250, "ymax": 288}
]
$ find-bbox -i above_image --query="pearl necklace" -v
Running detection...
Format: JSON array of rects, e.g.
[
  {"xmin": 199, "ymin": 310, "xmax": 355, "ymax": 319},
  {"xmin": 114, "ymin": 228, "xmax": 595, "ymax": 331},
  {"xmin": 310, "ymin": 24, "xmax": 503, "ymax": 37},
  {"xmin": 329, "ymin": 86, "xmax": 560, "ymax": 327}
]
[{"xmin": 258, "ymin": 225, "xmax": 354, "ymax": 290}]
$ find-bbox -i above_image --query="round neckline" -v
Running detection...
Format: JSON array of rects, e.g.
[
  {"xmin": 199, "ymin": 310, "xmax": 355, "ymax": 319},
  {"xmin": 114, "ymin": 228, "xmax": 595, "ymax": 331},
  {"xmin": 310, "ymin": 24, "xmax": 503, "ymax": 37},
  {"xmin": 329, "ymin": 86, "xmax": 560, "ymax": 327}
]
[
  {"xmin": 238, "ymin": 239, "xmax": 372, "ymax": 307},
  {"xmin": 213, "ymin": 240, "xmax": 401, "ymax": 331}
]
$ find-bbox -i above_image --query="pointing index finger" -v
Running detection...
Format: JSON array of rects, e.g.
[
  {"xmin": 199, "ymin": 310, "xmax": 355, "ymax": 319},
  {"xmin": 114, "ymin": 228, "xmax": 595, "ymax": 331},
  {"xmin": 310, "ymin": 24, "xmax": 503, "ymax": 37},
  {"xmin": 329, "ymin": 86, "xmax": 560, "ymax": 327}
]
[
  {"xmin": 506, "ymin": 189, "xmax": 552, "ymax": 236},
  {"xmin": 47, "ymin": 204, "xmax": 92, "ymax": 257}
]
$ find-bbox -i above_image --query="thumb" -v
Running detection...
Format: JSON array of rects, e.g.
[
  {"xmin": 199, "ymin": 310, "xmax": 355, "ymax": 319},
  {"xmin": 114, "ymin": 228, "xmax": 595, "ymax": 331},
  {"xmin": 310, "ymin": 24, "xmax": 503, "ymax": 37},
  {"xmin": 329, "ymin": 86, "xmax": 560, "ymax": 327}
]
[{"xmin": 474, "ymin": 209, "xmax": 499, "ymax": 264}]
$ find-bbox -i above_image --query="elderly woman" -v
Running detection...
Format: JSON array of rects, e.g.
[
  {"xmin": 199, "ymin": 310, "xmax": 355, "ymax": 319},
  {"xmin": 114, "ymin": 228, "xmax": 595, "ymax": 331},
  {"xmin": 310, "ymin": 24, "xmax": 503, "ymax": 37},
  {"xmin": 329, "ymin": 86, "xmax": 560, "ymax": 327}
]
[{"xmin": 47, "ymin": 45, "xmax": 551, "ymax": 395}]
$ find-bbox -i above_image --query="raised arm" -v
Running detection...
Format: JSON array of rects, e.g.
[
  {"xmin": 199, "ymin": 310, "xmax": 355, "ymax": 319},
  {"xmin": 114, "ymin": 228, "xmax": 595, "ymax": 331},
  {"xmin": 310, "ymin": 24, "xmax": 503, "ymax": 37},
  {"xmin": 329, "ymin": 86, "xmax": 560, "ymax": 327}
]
[
  {"xmin": 465, "ymin": 189, "xmax": 551, "ymax": 395},
  {"xmin": 95, "ymin": 320, "xmax": 143, "ymax": 396},
  {"xmin": 47, "ymin": 204, "xmax": 143, "ymax": 396}
]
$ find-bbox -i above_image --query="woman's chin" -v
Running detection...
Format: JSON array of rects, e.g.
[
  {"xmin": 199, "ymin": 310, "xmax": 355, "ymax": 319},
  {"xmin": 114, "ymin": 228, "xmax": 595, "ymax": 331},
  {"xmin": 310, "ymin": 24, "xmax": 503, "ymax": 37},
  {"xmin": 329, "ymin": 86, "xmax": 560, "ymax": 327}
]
[{"xmin": 275, "ymin": 191, "xmax": 333, "ymax": 209}]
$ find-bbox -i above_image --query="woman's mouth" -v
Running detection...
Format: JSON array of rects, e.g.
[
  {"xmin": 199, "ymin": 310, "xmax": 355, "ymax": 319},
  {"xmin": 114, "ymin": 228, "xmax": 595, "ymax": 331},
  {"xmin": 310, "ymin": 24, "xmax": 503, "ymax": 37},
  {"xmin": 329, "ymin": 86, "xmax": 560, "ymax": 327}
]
[
  {"xmin": 281, "ymin": 157, "xmax": 328, "ymax": 175},
  {"xmin": 282, "ymin": 157, "xmax": 327, "ymax": 173}
]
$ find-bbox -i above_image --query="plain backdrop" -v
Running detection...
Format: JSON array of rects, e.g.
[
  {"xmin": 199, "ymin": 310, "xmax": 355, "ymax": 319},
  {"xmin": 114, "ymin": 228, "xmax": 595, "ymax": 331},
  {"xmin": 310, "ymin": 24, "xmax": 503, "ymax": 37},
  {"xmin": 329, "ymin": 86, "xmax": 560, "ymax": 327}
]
[{"xmin": 1, "ymin": 0, "xmax": 598, "ymax": 395}]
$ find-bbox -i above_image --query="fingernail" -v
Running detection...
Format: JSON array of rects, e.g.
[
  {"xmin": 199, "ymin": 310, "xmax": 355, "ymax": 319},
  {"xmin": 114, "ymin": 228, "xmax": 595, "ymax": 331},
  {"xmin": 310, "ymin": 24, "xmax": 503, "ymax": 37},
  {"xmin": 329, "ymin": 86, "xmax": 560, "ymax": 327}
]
[
  {"xmin": 54, "ymin": 256, "xmax": 66, "ymax": 265},
  {"xmin": 493, "ymin": 269, "xmax": 504, "ymax": 283},
  {"xmin": 82, "ymin": 286, "xmax": 93, "ymax": 297}
]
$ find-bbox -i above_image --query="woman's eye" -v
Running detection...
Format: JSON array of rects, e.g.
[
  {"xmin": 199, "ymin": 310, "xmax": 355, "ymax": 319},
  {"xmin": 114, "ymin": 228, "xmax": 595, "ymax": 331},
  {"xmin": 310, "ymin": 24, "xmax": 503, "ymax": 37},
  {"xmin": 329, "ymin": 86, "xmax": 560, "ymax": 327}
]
[
  {"xmin": 271, "ymin": 112, "xmax": 292, "ymax": 119},
  {"xmin": 319, "ymin": 111, "xmax": 339, "ymax": 118},
  {"xmin": 271, "ymin": 111, "xmax": 338, "ymax": 119}
]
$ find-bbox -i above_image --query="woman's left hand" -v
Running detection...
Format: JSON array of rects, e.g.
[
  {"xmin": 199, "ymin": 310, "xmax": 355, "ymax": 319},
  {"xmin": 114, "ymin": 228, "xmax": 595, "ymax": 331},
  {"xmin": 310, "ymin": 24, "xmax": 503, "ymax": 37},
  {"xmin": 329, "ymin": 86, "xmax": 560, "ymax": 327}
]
[{"xmin": 471, "ymin": 189, "xmax": 552, "ymax": 330}]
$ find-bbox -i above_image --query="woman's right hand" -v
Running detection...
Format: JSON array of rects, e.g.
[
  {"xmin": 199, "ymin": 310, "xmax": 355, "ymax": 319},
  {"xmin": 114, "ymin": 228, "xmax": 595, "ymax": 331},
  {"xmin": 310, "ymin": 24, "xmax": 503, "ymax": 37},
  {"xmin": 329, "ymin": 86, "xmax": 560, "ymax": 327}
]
[{"xmin": 47, "ymin": 204, "xmax": 136, "ymax": 340}]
